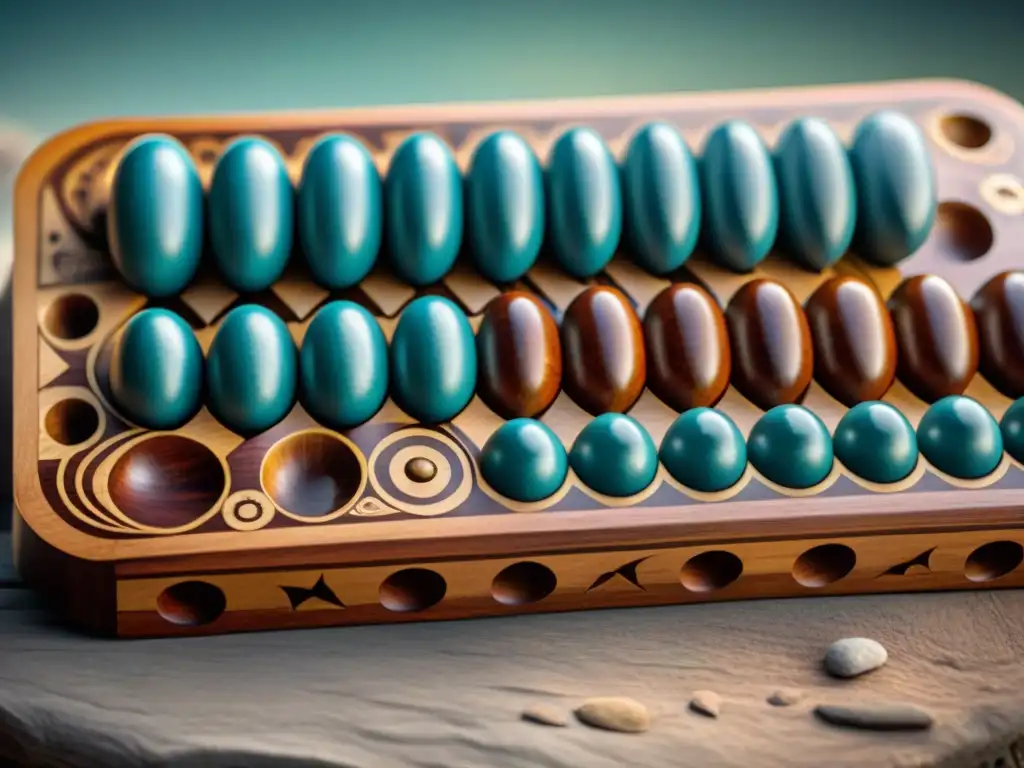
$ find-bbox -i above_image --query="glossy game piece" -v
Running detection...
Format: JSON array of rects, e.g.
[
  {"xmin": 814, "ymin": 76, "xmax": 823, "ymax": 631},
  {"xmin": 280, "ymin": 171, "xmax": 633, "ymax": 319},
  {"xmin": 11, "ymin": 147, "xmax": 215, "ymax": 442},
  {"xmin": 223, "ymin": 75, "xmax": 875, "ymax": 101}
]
[
  {"xmin": 297, "ymin": 135, "xmax": 382, "ymax": 289},
  {"xmin": 107, "ymin": 135, "xmax": 203, "ymax": 298},
  {"xmin": 14, "ymin": 80, "xmax": 1024, "ymax": 639}
]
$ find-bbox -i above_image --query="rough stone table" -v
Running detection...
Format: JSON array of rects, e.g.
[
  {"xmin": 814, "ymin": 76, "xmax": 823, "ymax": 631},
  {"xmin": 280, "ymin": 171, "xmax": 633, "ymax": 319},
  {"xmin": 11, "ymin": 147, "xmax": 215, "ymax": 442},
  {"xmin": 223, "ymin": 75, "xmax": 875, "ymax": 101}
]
[{"xmin": 2, "ymin": 527, "xmax": 1024, "ymax": 768}]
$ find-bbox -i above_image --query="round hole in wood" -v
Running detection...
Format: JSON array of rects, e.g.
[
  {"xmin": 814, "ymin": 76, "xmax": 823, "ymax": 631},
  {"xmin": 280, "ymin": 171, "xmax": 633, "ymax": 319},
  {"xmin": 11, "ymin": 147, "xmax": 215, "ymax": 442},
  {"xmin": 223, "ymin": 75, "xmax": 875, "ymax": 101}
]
[
  {"xmin": 261, "ymin": 431, "xmax": 363, "ymax": 517},
  {"xmin": 934, "ymin": 202, "xmax": 993, "ymax": 261},
  {"xmin": 379, "ymin": 568, "xmax": 447, "ymax": 612},
  {"xmin": 940, "ymin": 114, "xmax": 992, "ymax": 149},
  {"xmin": 792, "ymin": 544, "xmax": 856, "ymax": 587},
  {"xmin": 965, "ymin": 541, "xmax": 1023, "ymax": 582},
  {"xmin": 491, "ymin": 561, "xmax": 557, "ymax": 606},
  {"xmin": 44, "ymin": 398, "xmax": 99, "ymax": 446},
  {"xmin": 108, "ymin": 435, "xmax": 226, "ymax": 528},
  {"xmin": 680, "ymin": 551, "xmax": 743, "ymax": 592},
  {"xmin": 156, "ymin": 581, "xmax": 226, "ymax": 626},
  {"xmin": 43, "ymin": 293, "xmax": 99, "ymax": 340}
]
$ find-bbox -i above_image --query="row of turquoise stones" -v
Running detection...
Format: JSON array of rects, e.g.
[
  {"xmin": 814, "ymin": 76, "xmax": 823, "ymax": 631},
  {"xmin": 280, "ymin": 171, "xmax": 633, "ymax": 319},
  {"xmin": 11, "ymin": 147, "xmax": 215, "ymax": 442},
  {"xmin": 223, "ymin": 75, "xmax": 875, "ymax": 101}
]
[
  {"xmin": 109, "ymin": 109, "xmax": 933, "ymax": 298},
  {"xmin": 481, "ymin": 397, "xmax": 1024, "ymax": 503}
]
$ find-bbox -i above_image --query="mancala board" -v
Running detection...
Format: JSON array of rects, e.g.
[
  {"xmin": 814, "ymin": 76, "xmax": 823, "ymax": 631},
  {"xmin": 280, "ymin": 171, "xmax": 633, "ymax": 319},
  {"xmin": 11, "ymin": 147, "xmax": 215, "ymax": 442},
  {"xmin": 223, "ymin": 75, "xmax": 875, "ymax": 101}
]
[{"xmin": 12, "ymin": 78, "xmax": 1024, "ymax": 638}]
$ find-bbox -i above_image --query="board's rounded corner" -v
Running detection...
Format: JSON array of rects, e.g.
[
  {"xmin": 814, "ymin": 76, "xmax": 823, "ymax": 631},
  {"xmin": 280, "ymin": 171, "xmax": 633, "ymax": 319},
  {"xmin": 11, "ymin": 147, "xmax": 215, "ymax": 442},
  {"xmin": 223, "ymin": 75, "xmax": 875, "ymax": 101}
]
[{"xmin": 928, "ymin": 77, "xmax": 1024, "ymax": 113}]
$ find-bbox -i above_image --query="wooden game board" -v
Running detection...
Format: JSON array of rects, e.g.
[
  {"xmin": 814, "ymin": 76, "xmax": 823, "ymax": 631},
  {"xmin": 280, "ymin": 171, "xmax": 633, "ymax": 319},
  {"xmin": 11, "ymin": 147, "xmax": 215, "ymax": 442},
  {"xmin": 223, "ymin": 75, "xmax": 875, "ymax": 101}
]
[{"xmin": 12, "ymin": 78, "xmax": 1024, "ymax": 637}]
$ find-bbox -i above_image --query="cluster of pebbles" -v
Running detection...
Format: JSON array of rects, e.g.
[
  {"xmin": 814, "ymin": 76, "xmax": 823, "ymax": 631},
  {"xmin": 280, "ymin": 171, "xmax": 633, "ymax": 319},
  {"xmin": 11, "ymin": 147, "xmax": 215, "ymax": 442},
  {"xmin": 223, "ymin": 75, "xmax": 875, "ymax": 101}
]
[{"xmin": 521, "ymin": 637, "xmax": 933, "ymax": 735}]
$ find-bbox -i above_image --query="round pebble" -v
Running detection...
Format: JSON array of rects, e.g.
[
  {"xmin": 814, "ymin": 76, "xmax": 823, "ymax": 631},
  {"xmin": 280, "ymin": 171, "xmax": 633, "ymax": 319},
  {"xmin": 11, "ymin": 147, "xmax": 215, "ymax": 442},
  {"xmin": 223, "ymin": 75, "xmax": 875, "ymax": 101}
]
[
  {"xmin": 1000, "ymin": 397, "xmax": 1024, "ymax": 464},
  {"xmin": 480, "ymin": 419, "xmax": 568, "ymax": 503},
  {"xmin": 574, "ymin": 697, "xmax": 650, "ymax": 733},
  {"xmin": 660, "ymin": 408, "xmax": 746, "ymax": 492},
  {"xmin": 570, "ymin": 414, "xmax": 658, "ymax": 498},
  {"xmin": 814, "ymin": 703, "xmax": 933, "ymax": 732},
  {"xmin": 917, "ymin": 395, "xmax": 1003, "ymax": 479},
  {"xmin": 747, "ymin": 405, "xmax": 834, "ymax": 489},
  {"xmin": 823, "ymin": 637, "xmax": 888, "ymax": 679},
  {"xmin": 833, "ymin": 401, "xmax": 918, "ymax": 484},
  {"xmin": 689, "ymin": 690, "xmax": 721, "ymax": 718},
  {"xmin": 767, "ymin": 689, "xmax": 803, "ymax": 707}
]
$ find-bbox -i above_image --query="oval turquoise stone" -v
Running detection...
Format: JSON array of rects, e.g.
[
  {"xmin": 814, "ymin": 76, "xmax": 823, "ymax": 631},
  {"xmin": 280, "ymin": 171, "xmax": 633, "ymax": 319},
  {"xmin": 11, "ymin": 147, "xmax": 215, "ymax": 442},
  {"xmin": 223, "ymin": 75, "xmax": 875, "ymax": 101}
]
[
  {"xmin": 390, "ymin": 296, "xmax": 476, "ymax": 422},
  {"xmin": 748, "ymin": 405, "xmax": 833, "ymax": 489},
  {"xmin": 546, "ymin": 127, "xmax": 622, "ymax": 279},
  {"xmin": 773, "ymin": 118, "xmax": 857, "ymax": 271},
  {"xmin": 299, "ymin": 301, "xmax": 388, "ymax": 429},
  {"xmin": 1000, "ymin": 398, "xmax": 1024, "ymax": 464},
  {"xmin": 659, "ymin": 408, "xmax": 746, "ymax": 492},
  {"xmin": 834, "ymin": 401, "xmax": 918, "ymax": 484},
  {"xmin": 107, "ymin": 135, "xmax": 203, "ymax": 297},
  {"xmin": 700, "ymin": 121, "xmax": 779, "ymax": 272},
  {"xmin": 466, "ymin": 131, "xmax": 544, "ymax": 283},
  {"xmin": 297, "ymin": 135, "xmax": 382, "ymax": 289},
  {"xmin": 209, "ymin": 137, "xmax": 294, "ymax": 292},
  {"xmin": 206, "ymin": 305, "xmax": 297, "ymax": 434},
  {"xmin": 481, "ymin": 419, "xmax": 567, "ymax": 502},
  {"xmin": 849, "ymin": 111, "xmax": 937, "ymax": 266},
  {"xmin": 108, "ymin": 308, "xmax": 203, "ymax": 430},
  {"xmin": 385, "ymin": 133, "xmax": 463, "ymax": 286},
  {"xmin": 622, "ymin": 122, "xmax": 701, "ymax": 275},
  {"xmin": 918, "ymin": 395, "xmax": 1003, "ymax": 479},
  {"xmin": 570, "ymin": 413, "xmax": 658, "ymax": 497}
]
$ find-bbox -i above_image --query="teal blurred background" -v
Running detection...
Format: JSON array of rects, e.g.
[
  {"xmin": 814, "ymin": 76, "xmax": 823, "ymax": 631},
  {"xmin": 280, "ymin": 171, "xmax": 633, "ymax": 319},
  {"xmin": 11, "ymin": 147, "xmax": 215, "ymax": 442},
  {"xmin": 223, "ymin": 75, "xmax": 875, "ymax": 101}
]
[{"xmin": 0, "ymin": 0, "xmax": 1022, "ymax": 521}]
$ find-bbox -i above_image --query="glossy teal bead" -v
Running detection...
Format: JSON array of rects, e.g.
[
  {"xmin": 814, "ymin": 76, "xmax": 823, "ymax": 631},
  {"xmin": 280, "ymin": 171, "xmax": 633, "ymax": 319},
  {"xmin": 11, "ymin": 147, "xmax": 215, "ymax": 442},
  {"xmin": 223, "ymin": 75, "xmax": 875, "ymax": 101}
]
[
  {"xmin": 481, "ymin": 419, "xmax": 568, "ymax": 502},
  {"xmin": 206, "ymin": 305, "xmax": 297, "ymax": 434},
  {"xmin": 466, "ymin": 131, "xmax": 544, "ymax": 283},
  {"xmin": 621, "ymin": 122, "xmax": 701, "ymax": 275},
  {"xmin": 385, "ymin": 133, "xmax": 463, "ymax": 286},
  {"xmin": 107, "ymin": 136, "xmax": 203, "ymax": 297},
  {"xmin": 547, "ymin": 127, "xmax": 622, "ymax": 278},
  {"xmin": 390, "ymin": 296, "xmax": 476, "ymax": 422},
  {"xmin": 849, "ymin": 111, "xmax": 937, "ymax": 266},
  {"xmin": 209, "ymin": 138, "xmax": 294, "ymax": 292},
  {"xmin": 748, "ymin": 405, "xmax": 833, "ymax": 489},
  {"xmin": 570, "ymin": 413, "xmax": 658, "ymax": 497},
  {"xmin": 108, "ymin": 308, "xmax": 203, "ymax": 430},
  {"xmin": 918, "ymin": 395, "xmax": 1003, "ymax": 479},
  {"xmin": 297, "ymin": 135, "xmax": 382, "ymax": 289},
  {"xmin": 833, "ymin": 401, "xmax": 918, "ymax": 484},
  {"xmin": 700, "ymin": 121, "xmax": 779, "ymax": 272},
  {"xmin": 299, "ymin": 301, "xmax": 388, "ymax": 429},
  {"xmin": 659, "ymin": 408, "xmax": 746, "ymax": 492},
  {"xmin": 773, "ymin": 118, "xmax": 857, "ymax": 271},
  {"xmin": 1000, "ymin": 398, "xmax": 1024, "ymax": 464}
]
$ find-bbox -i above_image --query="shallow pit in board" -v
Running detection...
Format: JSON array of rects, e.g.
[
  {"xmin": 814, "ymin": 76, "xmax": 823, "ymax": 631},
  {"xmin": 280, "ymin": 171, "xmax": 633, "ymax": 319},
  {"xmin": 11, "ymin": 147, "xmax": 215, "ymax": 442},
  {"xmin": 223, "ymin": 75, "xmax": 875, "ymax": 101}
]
[
  {"xmin": 491, "ymin": 562, "xmax": 557, "ymax": 606},
  {"xmin": 379, "ymin": 568, "xmax": 447, "ymax": 612},
  {"xmin": 156, "ymin": 581, "xmax": 226, "ymax": 626},
  {"xmin": 934, "ymin": 202, "xmax": 994, "ymax": 261},
  {"xmin": 261, "ymin": 431, "xmax": 364, "ymax": 518},
  {"xmin": 108, "ymin": 435, "xmax": 225, "ymax": 528},
  {"xmin": 939, "ymin": 113, "xmax": 993, "ymax": 149},
  {"xmin": 44, "ymin": 398, "xmax": 99, "ymax": 446},
  {"xmin": 43, "ymin": 293, "xmax": 99, "ymax": 340},
  {"xmin": 965, "ymin": 541, "xmax": 1024, "ymax": 582},
  {"xmin": 680, "ymin": 551, "xmax": 743, "ymax": 592},
  {"xmin": 792, "ymin": 544, "xmax": 856, "ymax": 587}
]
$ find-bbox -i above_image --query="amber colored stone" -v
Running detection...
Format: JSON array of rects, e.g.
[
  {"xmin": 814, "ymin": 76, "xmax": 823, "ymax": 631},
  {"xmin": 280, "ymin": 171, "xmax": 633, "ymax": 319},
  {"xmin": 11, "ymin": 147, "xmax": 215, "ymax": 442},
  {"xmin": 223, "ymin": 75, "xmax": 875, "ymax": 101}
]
[
  {"xmin": 971, "ymin": 271, "xmax": 1024, "ymax": 399},
  {"xmin": 476, "ymin": 291, "xmax": 563, "ymax": 419},
  {"xmin": 725, "ymin": 278, "xmax": 813, "ymax": 410},
  {"xmin": 643, "ymin": 283, "xmax": 731, "ymax": 411},
  {"xmin": 805, "ymin": 276, "xmax": 897, "ymax": 406},
  {"xmin": 561, "ymin": 285, "xmax": 646, "ymax": 415},
  {"xmin": 888, "ymin": 275, "xmax": 979, "ymax": 403}
]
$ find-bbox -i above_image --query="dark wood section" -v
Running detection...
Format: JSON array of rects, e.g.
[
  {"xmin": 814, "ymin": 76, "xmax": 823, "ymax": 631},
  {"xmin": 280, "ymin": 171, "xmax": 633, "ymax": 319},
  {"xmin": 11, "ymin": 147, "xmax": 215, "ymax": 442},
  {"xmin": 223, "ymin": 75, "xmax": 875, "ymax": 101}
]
[
  {"xmin": 805, "ymin": 276, "xmax": 897, "ymax": 407},
  {"xmin": 726, "ymin": 278, "xmax": 813, "ymax": 410}
]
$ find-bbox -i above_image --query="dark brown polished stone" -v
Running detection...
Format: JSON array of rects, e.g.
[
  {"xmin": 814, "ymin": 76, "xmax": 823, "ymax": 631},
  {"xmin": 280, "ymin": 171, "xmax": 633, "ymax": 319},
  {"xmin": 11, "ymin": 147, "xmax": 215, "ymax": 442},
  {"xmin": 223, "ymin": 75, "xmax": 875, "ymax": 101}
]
[
  {"xmin": 971, "ymin": 271, "xmax": 1024, "ymax": 399},
  {"xmin": 804, "ymin": 275, "xmax": 897, "ymax": 406},
  {"xmin": 888, "ymin": 274, "xmax": 979, "ymax": 403},
  {"xmin": 725, "ymin": 278, "xmax": 813, "ymax": 410},
  {"xmin": 561, "ymin": 285, "xmax": 646, "ymax": 415},
  {"xmin": 476, "ymin": 291, "xmax": 563, "ymax": 419},
  {"xmin": 643, "ymin": 283, "xmax": 731, "ymax": 411}
]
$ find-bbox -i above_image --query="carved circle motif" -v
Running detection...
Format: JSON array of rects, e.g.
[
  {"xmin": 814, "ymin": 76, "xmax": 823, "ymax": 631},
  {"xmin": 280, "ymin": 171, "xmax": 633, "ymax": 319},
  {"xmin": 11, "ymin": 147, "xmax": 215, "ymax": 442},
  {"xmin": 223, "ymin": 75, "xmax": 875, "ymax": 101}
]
[
  {"xmin": 367, "ymin": 428, "xmax": 473, "ymax": 516},
  {"xmin": 222, "ymin": 490, "xmax": 276, "ymax": 531}
]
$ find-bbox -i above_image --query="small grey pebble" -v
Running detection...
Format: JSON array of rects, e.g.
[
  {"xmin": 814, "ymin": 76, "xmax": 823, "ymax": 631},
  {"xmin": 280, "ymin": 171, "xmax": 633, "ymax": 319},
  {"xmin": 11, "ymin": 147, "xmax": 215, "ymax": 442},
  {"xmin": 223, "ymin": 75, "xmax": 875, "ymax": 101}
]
[
  {"xmin": 575, "ymin": 697, "xmax": 650, "ymax": 733},
  {"xmin": 824, "ymin": 637, "xmax": 888, "ymax": 679},
  {"xmin": 689, "ymin": 690, "xmax": 721, "ymax": 718},
  {"xmin": 522, "ymin": 703, "xmax": 568, "ymax": 727},
  {"xmin": 814, "ymin": 703, "xmax": 933, "ymax": 731},
  {"xmin": 768, "ymin": 688, "xmax": 804, "ymax": 707}
]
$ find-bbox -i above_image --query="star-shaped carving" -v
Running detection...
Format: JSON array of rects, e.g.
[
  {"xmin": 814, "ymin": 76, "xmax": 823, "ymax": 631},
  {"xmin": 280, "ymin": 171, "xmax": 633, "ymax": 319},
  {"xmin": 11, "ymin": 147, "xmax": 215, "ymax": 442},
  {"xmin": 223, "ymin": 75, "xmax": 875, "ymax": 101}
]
[
  {"xmin": 279, "ymin": 575, "xmax": 345, "ymax": 610},
  {"xmin": 586, "ymin": 557, "xmax": 650, "ymax": 593}
]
